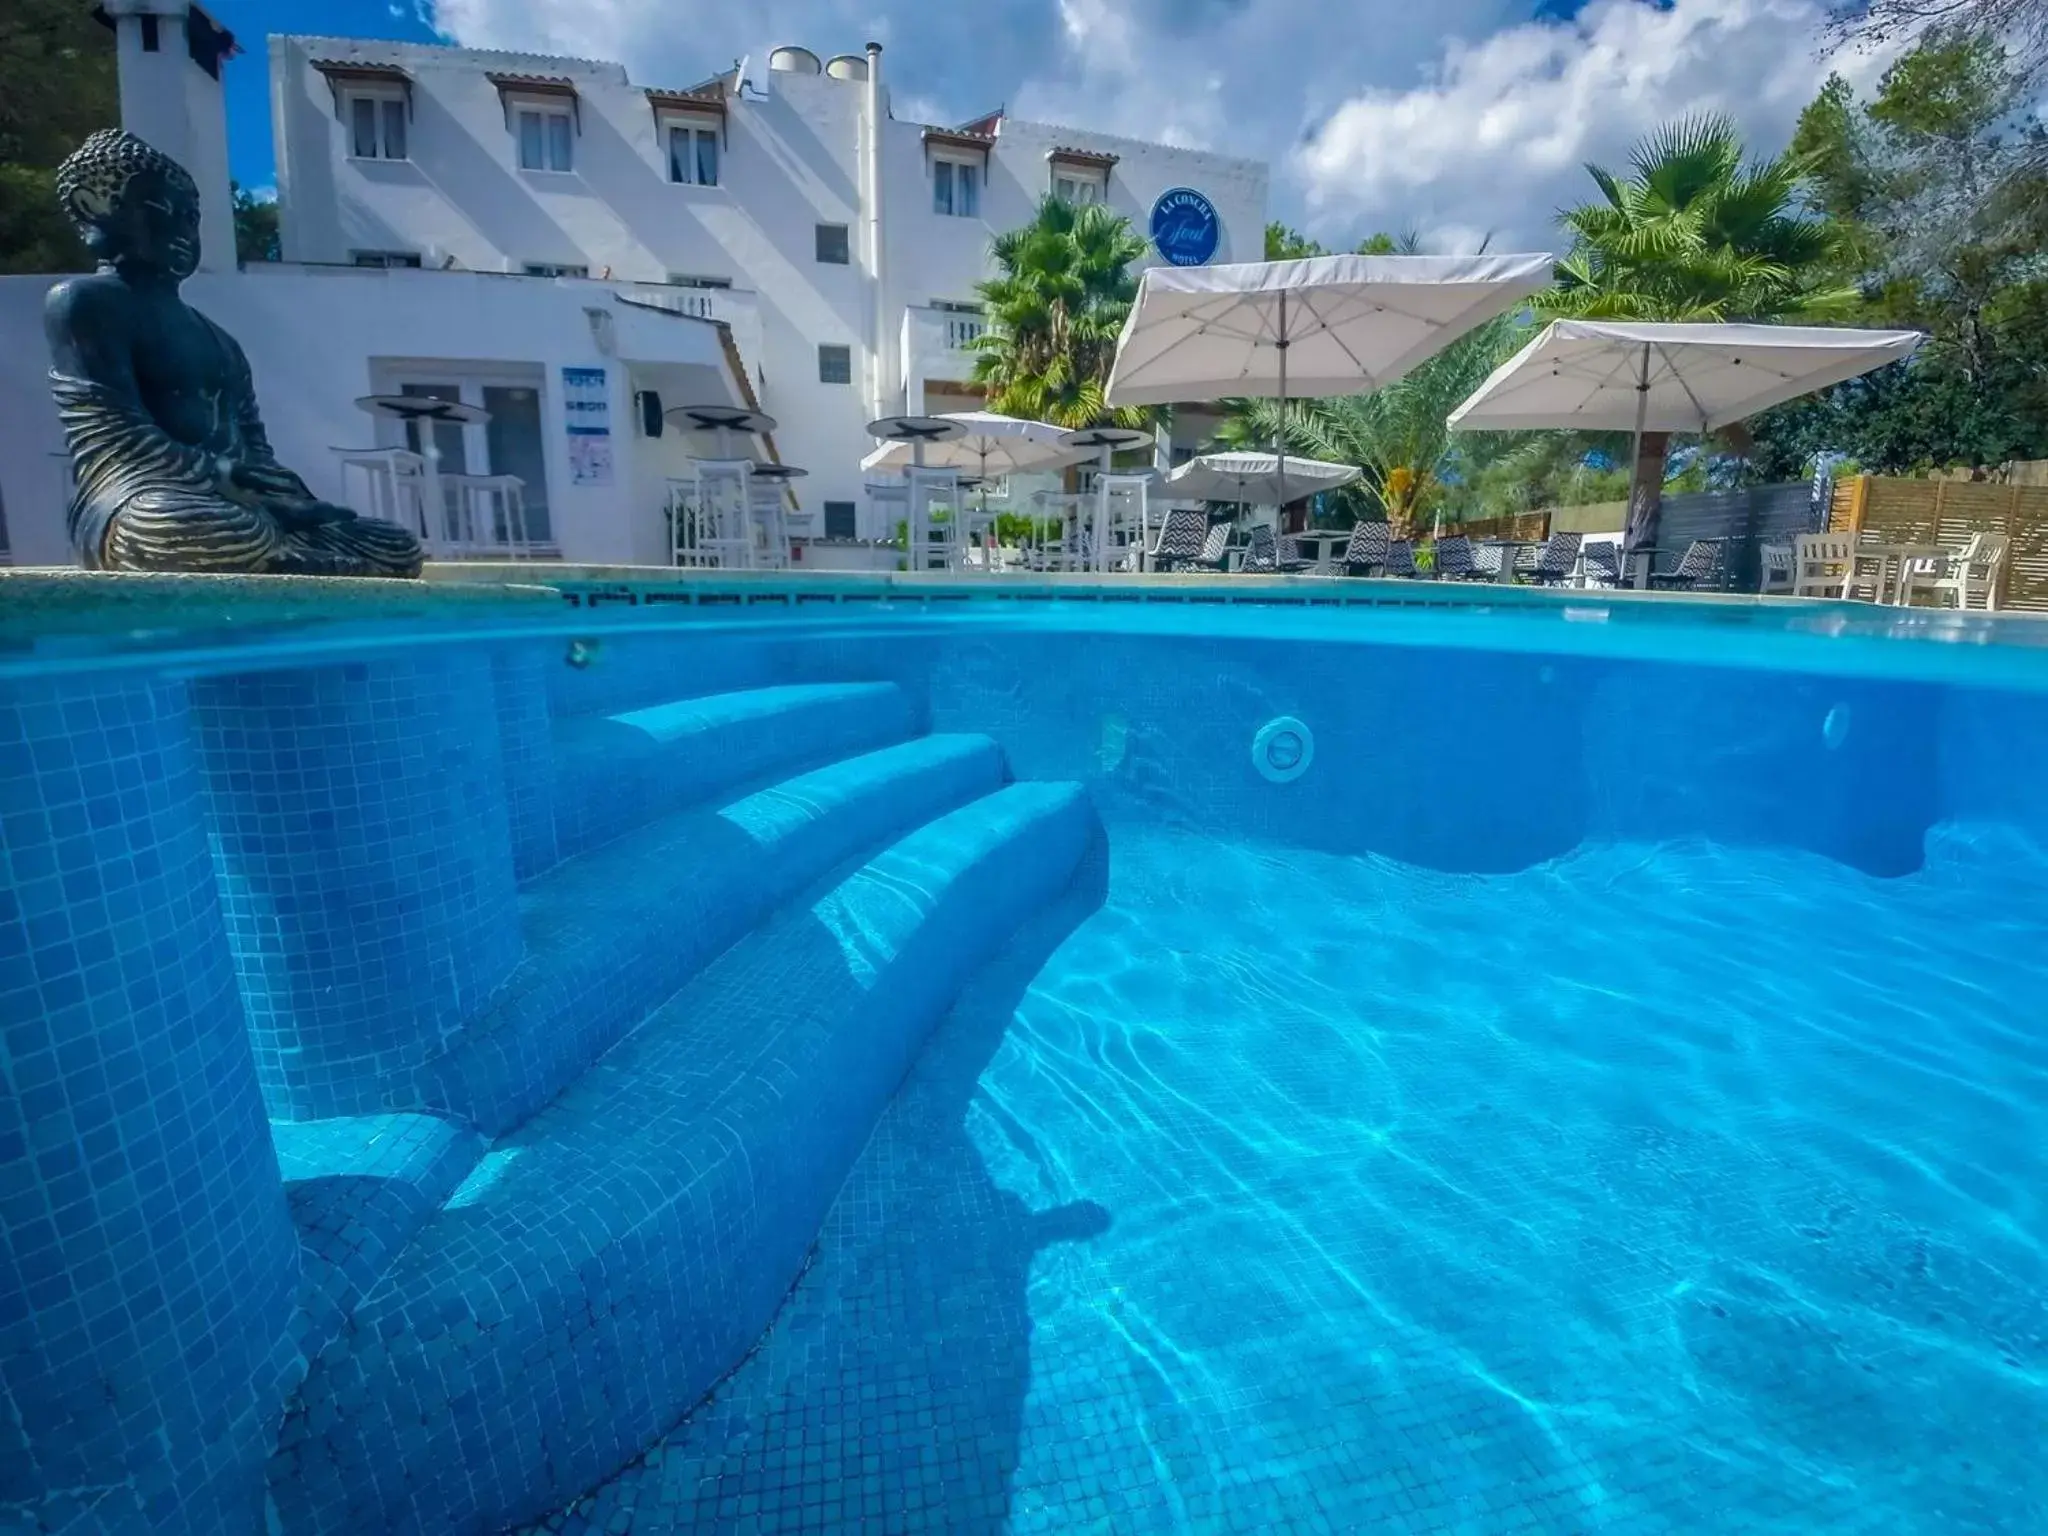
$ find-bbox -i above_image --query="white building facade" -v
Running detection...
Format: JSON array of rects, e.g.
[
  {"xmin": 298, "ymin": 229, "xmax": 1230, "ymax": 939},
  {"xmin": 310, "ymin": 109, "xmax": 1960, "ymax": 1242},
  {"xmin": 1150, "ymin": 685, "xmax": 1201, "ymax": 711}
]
[
  {"xmin": 0, "ymin": 13, "xmax": 1267, "ymax": 567},
  {"xmin": 270, "ymin": 34, "xmax": 1268, "ymax": 543}
]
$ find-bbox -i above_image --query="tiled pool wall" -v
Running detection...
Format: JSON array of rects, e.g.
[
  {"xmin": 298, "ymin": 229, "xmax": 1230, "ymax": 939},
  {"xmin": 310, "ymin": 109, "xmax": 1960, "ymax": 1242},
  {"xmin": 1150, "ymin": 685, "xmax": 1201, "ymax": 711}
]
[
  {"xmin": 4, "ymin": 602, "xmax": 2046, "ymax": 1533},
  {"xmin": 0, "ymin": 675, "xmax": 304, "ymax": 1535},
  {"xmin": 559, "ymin": 622, "xmax": 2027, "ymax": 879}
]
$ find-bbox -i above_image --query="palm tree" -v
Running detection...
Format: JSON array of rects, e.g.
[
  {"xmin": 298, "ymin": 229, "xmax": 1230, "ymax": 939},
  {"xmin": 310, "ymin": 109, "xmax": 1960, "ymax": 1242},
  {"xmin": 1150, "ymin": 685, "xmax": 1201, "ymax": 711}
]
[
  {"xmin": 1220, "ymin": 313, "xmax": 1525, "ymax": 536},
  {"xmin": 969, "ymin": 197, "xmax": 1150, "ymax": 430},
  {"xmin": 1543, "ymin": 114, "xmax": 1858, "ymax": 541}
]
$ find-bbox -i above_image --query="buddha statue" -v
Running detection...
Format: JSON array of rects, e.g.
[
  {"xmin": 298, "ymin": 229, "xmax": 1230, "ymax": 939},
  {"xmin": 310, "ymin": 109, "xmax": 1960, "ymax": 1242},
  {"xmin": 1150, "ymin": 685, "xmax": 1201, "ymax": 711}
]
[{"xmin": 44, "ymin": 129, "xmax": 423, "ymax": 577}]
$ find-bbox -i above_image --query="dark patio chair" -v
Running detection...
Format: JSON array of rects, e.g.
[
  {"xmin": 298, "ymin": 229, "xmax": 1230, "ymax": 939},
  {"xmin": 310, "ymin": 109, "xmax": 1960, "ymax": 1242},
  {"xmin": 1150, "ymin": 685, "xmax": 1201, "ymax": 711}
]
[
  {"xmin": 1341, "ymin": 520, "xmax": 1391, "ymax": 576},
  {"xmin": 1649, "ymin": 539, "xmax": 1725, "ymax": 591},
  {"xmin": 1383, "ymin": 538, "xmax": 1417, "ymax": 578},
  {"xmin": 1581, "ymin": 541, "xmax": 1622, "ymax": 588},
  {"xmin": 1432, "ymin": 535, "xmax": 1483, "ymax": 581},
  {"xmin": 1527, "ymin": 531, "xmax": 1584, "ymax": 586},
  {"xmin": 1191, "ymin": 520, "xmax": 1233, "ymax": 571},
  {"xmin": 1149, "ymin": 508, "xmax": 1211, "ymax": 570},
  {"xmin": 1241, "ymin": 524, "xmax": 1315, "ymax": 574}
]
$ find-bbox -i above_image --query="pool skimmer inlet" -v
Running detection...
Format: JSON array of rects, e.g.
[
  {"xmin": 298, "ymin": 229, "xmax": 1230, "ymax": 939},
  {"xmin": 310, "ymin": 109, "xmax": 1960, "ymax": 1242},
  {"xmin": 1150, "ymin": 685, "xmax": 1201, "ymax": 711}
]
[{"xmin": 1253, "ymin": 716, "xmax": 1314, "ymax": 783}]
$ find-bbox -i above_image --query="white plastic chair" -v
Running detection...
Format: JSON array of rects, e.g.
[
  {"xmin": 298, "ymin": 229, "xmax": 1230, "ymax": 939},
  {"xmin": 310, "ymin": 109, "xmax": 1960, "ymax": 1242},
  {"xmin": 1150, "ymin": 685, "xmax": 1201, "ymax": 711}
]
[
  {"xmin": 1902, "ymin": 531, "xmax": 2008, "ymax": 611},
  {"xmin": 1840, "ymin": 538, "xmax": 1903, "ymax": 602},
  {"xmin": 1758, "ymin": 542, "xmax": 1795, "ymax": 594},
  {"xmin": 1792, "ymin": 533, "xmax": 1854, "ymax": 598}
]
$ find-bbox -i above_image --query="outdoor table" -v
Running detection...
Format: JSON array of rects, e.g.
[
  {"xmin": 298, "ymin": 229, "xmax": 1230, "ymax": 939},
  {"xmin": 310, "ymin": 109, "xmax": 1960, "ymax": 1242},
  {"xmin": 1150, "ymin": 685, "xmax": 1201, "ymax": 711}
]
[
  {"xmin": 1855, "ymin": 540, "xmax": 1946, "ymax": 604},
  {"xmin": 355, "ymin": 394, "xmax": 490, "ymax": 537},
  {"xmin": 1292, "ymin": 529, "xmax": 1353, "ymax": 574},
  {"xmin": 667, "ymin": 404, "xmax": 778, "ymax": 459}
]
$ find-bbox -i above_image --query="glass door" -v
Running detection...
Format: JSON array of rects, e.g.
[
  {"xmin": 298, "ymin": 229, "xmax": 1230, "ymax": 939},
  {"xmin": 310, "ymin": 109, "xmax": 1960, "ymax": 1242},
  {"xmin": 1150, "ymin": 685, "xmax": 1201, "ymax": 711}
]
[{"xmin": 483, "ymin": 384, "xmax": 552, "ymax": 543}]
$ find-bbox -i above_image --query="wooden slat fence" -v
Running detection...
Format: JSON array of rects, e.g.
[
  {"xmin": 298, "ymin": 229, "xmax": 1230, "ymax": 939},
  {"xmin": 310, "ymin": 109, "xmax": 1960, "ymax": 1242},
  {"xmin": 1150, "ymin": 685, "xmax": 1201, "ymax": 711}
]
[
  {"xmin": 1830, "ymin": 475, "xmax": 2048, "ymax": 611},
  {"xmin": 1453, "ymin": 512, "xmax": 1553, "ymax": 544}
]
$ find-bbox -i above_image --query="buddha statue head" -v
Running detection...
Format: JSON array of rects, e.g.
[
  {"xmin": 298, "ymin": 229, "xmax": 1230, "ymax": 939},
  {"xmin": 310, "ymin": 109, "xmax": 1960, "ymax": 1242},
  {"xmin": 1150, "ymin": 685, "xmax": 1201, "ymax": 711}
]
[{"xmin": 56, "ymin": 128, "xmax": 204, "ymax": 281}]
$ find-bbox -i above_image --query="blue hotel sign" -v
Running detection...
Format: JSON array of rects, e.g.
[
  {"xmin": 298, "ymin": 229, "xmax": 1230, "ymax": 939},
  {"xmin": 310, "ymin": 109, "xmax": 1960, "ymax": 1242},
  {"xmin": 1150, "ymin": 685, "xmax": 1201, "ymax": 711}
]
[{"xmin": 1149, "ymin": 186, "xmax": 1221, "ymax": 266}]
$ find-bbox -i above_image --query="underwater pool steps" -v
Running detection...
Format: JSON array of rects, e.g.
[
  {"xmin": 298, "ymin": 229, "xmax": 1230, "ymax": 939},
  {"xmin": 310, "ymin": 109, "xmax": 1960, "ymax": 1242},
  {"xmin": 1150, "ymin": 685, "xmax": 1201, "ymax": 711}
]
[
  {"xmin": 421, "ymin": 730, "xmax": 1011, "ymax": 1138},
  {"xmin": 269, "ymin": 780, "xmax": 1100, "ymax": 1534},
  {"xmin": 545, "ymin": 680, "xmax": 917, "ymax": 865}
]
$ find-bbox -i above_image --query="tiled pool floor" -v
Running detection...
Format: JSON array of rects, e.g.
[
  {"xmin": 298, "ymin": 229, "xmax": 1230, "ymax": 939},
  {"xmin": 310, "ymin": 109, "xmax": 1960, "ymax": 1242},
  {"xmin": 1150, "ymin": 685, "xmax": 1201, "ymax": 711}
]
[{"xmin": 536, "ymin": 827, "xmax": 2048, "ymax": 1534}]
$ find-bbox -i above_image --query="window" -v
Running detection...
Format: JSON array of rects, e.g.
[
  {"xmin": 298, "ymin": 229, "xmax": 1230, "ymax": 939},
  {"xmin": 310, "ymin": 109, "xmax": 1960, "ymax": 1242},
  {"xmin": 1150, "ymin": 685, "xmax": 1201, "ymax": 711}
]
[
  {"xmin": 347, "ymin": 92, "xmax": 408, "ymax": 159},
  {"xmin": 523, "ymin": 262, "xmax": 588, "ymax": 278},
  {"xmin": 517, "ymin": 107, "xmax": 574, "ymax": 172},
  {"xmin": 817, "ymin": 345, "xmax": 852, "ymax": 385},
  {"xmin": 932, "ymin": 159, "xmax": 980, "ymax": 217},
  {"xmin": 352, "ymin": 250, "xmax": 422, "ymax": 268},
  {"xmin": 823, "ymin": 500, "xmax": 857, "ymax": 539},
  {"xmin": 667, "ymin": 123, "xmax": 719, "ymax": 186},
  {"xmin": 666, "ymin": 274, "xmax": 732, "ymax": 288},
  {"xmin": 1053, "ymin": 172, "xmax": 1104, "ymax": 205},
  {"xmin": 815, "ymin": 223, "xmax": 850, "ymax": 264}
]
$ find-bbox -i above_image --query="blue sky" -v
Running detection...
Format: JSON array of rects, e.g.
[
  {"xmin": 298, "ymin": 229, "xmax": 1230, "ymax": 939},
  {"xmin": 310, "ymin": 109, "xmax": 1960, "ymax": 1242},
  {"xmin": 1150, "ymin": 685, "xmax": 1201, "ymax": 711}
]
[{"xmin": 217, "ymin": 0, "xmax": 1868, "ymax": 249}]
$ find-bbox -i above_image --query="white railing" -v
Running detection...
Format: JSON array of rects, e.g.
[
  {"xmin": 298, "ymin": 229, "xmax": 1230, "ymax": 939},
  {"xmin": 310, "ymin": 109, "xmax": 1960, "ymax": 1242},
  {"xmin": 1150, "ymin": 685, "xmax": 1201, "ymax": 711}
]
[{"xmin": 943, "ymin": 315, "xmax": 985, "ymax": 350}]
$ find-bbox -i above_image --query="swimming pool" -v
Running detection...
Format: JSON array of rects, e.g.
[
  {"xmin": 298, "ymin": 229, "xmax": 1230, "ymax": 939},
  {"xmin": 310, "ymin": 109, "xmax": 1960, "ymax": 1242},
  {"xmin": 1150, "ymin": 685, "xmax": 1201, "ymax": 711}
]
[{"xmin": 3, "ymin": 571, "xmax": 2044, "ymax": 1534}]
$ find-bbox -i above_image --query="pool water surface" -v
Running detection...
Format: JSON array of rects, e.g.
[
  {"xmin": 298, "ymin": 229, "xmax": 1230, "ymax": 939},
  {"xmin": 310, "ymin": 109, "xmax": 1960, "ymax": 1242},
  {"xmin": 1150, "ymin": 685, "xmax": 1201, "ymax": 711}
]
[{"xmin": 544, "ymin": 822, "xmax": 2048, "ymax": 1534}]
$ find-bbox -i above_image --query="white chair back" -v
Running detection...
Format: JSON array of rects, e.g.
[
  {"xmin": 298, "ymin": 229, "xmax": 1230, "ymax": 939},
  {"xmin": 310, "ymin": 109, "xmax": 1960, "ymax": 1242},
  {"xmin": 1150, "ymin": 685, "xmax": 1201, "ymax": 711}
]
[{"xmin": 1792, "ymin": 533, "xmax": 1853, "ymax": 598}]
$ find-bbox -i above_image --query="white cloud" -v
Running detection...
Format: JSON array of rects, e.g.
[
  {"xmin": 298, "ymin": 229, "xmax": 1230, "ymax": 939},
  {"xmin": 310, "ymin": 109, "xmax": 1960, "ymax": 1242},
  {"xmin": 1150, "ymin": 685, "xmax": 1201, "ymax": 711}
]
[
  {"xmin": 423, "ymin": 0, "xmax": 1871, "ymax": 248},
  {"xmin": 1294, "ymin": 0, "xmax": 1876, "ymax": 249}
]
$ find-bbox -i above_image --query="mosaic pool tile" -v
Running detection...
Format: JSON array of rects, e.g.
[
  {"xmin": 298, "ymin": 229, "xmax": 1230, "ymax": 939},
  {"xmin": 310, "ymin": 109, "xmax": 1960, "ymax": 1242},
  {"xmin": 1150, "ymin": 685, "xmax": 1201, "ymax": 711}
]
[
  {"xmin": 269, "ymin": 782, "xmax": 1097, "ymax": 1533},
  {"xmin": 274, "ymin": 1112, "xmax": 484, "ymax": 1352},
  {"xmin": 0, "ymin": 674, "xmax": 300, "ymax": 1534},
  {"xmin": 187, "ymin": 653, "xmax": 522, "ymax": 1122}
]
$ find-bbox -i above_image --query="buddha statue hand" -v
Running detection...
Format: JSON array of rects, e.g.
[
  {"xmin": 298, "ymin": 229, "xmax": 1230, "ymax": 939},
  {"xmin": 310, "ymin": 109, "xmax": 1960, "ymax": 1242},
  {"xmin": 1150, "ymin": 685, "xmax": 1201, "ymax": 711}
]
[{"xmin": 222, "ymin": 460, "xmax": 359, "ymax": 529}]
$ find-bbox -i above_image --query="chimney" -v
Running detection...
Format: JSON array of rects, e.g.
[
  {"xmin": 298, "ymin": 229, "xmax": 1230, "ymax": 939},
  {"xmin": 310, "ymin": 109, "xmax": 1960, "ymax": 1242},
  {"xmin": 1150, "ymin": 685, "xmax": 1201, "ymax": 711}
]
[
  {"xmin": 863, "ymin": 41, "xmax": 891, "ymax": 418},
  {"xmin": 98, "ymin": 0, "xmax": 240, "ymax": 273}
]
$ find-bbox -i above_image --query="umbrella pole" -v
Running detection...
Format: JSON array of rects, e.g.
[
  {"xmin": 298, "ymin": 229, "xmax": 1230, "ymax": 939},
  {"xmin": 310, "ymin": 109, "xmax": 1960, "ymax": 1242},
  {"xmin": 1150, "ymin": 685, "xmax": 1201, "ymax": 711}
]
[
  {"xmin": 1622, "ymin": 341, "xmax": 1651, "ymax": 582},
  {"xmin": 1094, "ymin": 444, "xmax": 1123, "ymax": 574},
  {"xmin": 978, "ymin": 443, "xmax": 990, "ymax": 573},
  {"xmin": 1275, "ymin": 289, "xmax": 1290, "ymax": 534}
]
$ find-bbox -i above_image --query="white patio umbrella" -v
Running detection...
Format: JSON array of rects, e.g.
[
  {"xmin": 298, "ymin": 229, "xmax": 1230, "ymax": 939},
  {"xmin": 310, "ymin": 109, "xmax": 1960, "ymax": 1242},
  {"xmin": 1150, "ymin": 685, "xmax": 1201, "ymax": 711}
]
[
  {"xmin": 862, "ymin": 411, "xmax": 1092, "ymax": 565},
  {"xmin": 859, "ymin": 410, "xmax": 1092, "ymax": 479},
  {"xmin": 1447, "ymin": 319, "xmax": 1923, "ymax": 552},
  {"xmin": 1164, "ymin": 450, "xmax": 1360, "ymax": 509},
  {"xmin": 1104, "ymin": 252, "xmax": 1554, "ymax": 520}
]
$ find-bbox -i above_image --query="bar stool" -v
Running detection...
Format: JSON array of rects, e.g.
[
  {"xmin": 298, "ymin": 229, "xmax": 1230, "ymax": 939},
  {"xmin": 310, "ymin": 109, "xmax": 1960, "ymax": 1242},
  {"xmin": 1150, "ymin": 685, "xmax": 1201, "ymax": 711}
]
[
  {"xmin": 748, "ymin": 463, "xmax": 807, "ymax": 570},
  {"xmin": 331, "ymin": 447, "xmax": 431, "ymax": 544},
  {"xmin": 687, "ymin": 458, "xmax": 756, "ymax": 568}
]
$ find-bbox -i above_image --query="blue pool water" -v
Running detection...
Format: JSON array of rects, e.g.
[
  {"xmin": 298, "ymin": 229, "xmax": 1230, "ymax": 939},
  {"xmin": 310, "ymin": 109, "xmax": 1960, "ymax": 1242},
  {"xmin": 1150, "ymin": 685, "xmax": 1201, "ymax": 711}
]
[
  {"xmin": 540, "ymin": 821, "xmax": 2048, "ymax": 1534},
  {"xmin": 6, "ymin": 578, "xmax": 2048, "ymax": 1534}
]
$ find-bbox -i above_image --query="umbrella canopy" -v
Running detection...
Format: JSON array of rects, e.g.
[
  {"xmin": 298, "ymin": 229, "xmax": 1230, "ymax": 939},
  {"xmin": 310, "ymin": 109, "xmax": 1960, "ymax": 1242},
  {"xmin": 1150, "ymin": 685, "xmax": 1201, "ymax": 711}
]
[
  {"xmin": 1103, "ymin": 252, "xmax": 1556, "ymax": 408},
  {"xmin": 860, "ymin": 411, "xmax": 1092, "ymax": 477},
  {"xmin": 1447, "ymin": 319, "xmax": 1923, "ymax": 556},
  {"xmin": 1164, "ymin": 451, "xmax": 1360, "ymax": 507},
  {"xmin": 1446, "ymin": 320, "xmax": 1924, "ymax": 434}
]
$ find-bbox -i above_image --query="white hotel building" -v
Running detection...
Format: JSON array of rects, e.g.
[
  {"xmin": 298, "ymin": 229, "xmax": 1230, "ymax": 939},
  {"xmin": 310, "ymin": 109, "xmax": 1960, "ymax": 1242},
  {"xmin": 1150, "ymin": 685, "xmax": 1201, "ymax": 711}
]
[{"xmin": 0, "ymin": 6, "xmax": 1269, "ymax": 568}]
